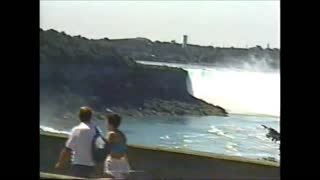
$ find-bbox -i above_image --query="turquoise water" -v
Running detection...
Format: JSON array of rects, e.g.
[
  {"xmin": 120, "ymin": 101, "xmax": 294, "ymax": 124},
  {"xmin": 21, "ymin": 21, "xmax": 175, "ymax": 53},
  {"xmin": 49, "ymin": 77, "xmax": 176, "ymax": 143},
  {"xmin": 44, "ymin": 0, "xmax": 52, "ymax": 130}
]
[{"xmin": 40, "ymin": 114, "xmax": 280, "ymax": 162}]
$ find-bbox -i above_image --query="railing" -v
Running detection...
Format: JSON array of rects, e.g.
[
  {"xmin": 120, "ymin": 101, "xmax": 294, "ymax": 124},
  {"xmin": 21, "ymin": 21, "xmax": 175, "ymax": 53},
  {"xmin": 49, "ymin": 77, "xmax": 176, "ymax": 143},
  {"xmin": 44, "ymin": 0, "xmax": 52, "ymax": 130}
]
[
  {"xmin": 40, "ymin": 131, "xmax": 280, "ymax": 179},
  {"xmin": 40, "ymin": 172, "xmax": 83, "ymax": 179}
]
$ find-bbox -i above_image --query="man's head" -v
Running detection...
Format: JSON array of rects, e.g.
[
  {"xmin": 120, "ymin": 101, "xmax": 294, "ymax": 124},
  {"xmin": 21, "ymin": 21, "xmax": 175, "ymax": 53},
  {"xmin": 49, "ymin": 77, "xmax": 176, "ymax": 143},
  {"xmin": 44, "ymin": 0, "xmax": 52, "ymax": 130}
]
[{"xmin": 78, "ymin": 106, "xmax": 92, "ymax": 123}]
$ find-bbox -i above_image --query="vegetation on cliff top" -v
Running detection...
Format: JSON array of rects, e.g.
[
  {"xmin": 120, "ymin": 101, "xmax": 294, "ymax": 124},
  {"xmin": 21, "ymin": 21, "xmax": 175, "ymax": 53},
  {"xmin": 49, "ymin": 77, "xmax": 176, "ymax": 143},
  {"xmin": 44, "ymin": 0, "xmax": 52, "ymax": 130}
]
[{"xmin": 40, "ymin": 28, "xmax": 184, "ymax": 73}]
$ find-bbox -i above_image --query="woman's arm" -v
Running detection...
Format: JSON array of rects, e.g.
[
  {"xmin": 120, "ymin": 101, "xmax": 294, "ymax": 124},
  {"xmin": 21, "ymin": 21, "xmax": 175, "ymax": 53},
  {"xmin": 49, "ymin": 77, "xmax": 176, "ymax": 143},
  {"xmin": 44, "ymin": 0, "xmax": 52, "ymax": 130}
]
[{"xmin": 107, "ymin": 132, "xmax": 117, "ymax": 143}]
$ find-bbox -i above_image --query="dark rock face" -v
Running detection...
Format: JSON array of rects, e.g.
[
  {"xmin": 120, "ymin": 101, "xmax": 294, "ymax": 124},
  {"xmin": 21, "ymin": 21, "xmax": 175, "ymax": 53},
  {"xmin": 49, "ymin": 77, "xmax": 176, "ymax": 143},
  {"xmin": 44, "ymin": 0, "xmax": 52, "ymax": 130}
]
[
  {"xmin": 261, "ymin": 125, "xmax": 280, "ymax": 142},
  {"xmin": 40, "ymin": 29, "xmax": 227, "ymax": 120},
  {"xmin": 260, "ymin": 157, "xmax": 278, "ymax": 163},
  {"xmin": 40, "ymin": 63, "xmax": 190, "ymax": 106}
]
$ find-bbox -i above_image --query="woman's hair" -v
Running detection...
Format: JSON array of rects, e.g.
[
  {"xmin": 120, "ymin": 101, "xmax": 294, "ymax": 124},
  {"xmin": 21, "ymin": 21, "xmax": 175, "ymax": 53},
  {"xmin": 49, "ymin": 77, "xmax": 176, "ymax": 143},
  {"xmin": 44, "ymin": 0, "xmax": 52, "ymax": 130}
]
[
  {"xmin": 78, "ymin": 106, "xmax": 92, "ymax": 122},
  {"xmin": 107, "ymin": 113, "xmax": 121, "ymax": 129},
  {"xmin": 107, "ymin": 113, "xmax": 127, "ymax": 143}
]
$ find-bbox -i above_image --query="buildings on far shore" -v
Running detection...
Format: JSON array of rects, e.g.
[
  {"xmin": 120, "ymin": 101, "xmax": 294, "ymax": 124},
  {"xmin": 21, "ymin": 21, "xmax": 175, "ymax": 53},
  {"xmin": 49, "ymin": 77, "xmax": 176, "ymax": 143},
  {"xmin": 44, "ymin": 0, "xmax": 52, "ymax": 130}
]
[{"xmin": 182, "ymin": 35, "xmax": 188, "ymax": 48}]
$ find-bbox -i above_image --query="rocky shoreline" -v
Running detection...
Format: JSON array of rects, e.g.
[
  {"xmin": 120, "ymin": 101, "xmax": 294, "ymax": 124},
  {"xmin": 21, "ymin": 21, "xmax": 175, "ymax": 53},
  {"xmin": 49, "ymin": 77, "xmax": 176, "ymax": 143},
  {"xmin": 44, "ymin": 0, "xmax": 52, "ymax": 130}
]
[{"xmin": 101, "ymin": 98, "xmax": 227, "ymax": 117}]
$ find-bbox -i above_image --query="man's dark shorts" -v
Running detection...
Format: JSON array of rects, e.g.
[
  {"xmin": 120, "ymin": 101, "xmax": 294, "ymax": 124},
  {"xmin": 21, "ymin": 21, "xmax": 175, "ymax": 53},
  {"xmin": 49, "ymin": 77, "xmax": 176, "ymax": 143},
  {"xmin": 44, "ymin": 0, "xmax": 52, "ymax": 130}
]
[{"xmin": 71, "ymin": 164, "xmax": 95, "ymax": 178}]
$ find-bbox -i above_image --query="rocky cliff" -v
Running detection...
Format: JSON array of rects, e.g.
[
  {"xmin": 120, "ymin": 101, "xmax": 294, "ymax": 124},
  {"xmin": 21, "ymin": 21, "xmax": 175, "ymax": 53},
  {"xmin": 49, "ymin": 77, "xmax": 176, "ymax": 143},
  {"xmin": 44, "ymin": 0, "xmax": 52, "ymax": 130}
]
[{"xmin": 40, "ymin": 29, "xmax": 227, "ymax": 121}]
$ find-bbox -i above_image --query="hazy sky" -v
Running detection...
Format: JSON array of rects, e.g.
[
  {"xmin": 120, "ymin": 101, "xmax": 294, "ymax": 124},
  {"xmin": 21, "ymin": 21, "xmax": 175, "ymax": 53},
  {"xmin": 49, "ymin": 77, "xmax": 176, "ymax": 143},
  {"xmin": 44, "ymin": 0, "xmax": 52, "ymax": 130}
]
[{"xmin": 40, "ymin": 1, "xmax": 280, "ymax": 48}]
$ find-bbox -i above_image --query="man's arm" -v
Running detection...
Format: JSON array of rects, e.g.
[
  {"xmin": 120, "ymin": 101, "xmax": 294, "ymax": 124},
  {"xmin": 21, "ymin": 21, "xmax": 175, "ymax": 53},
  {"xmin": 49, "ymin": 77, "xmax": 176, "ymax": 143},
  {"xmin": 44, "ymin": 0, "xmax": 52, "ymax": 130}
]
[
  {"xmin": 55, "ymin": 147, "xmax": 72, "ymax": 169},
  {"xmin": 55, "ymin": 129, "xmax": 77, "ymax": 169}
]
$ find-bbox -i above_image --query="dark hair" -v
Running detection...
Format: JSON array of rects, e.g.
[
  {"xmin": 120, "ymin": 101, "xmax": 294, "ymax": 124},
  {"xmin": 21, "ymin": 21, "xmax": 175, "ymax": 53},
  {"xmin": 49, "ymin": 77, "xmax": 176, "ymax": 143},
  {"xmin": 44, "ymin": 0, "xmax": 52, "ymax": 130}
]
[
  {"xmin": 78, "ymin": 106, "xmax": 92, "ymax": 122},
  {"xmin": 107, "ymin": 113, "xmax": 126, "ymax": 143},
  {"xmin": 107, "ymin": 113, "xmax": 121, "ymax": 129}
]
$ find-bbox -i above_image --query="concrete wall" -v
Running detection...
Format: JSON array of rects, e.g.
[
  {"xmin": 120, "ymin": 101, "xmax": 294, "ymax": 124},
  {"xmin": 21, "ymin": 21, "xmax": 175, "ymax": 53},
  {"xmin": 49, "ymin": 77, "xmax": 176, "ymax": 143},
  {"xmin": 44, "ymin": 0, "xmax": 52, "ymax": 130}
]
[{"xmin": 40, "ymin": 132, "xmax": 279, "ymax": 179}]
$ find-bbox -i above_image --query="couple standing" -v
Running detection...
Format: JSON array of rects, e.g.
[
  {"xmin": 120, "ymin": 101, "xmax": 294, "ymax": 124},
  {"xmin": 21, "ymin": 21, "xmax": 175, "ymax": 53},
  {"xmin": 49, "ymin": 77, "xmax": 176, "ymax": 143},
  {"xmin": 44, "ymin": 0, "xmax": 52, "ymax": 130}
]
[{"xmin": 55, "ymin": 107, "xmax": 130, "ymax": 179}]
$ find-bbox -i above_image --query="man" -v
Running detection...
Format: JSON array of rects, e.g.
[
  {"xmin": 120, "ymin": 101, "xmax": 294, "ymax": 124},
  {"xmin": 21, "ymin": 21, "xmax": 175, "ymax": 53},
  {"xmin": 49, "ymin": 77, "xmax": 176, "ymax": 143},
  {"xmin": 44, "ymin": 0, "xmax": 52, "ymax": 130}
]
[{"xmin": 55, "ymin": 106, "xmax": 96, "ymax": 178}]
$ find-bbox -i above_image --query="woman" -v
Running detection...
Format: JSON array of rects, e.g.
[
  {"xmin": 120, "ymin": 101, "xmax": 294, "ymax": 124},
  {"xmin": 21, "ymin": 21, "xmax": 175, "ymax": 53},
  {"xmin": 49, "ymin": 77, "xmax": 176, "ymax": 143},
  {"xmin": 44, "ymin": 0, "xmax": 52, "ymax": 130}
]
[{"xmin": 104, "ymin": 113, "xmax": 131, "ymax": 179}]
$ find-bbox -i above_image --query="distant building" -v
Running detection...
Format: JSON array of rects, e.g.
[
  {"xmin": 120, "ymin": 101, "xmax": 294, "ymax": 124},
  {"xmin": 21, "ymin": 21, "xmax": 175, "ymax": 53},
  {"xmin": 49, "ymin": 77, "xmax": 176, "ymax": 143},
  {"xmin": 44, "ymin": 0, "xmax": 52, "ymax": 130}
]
[
  {"xmin": 267, "ymin": 43, "xmax": 270, "ymax": 49},
  {"xmin": 182, "ymin": 35, "xmax": 188, "ymax": 48}
]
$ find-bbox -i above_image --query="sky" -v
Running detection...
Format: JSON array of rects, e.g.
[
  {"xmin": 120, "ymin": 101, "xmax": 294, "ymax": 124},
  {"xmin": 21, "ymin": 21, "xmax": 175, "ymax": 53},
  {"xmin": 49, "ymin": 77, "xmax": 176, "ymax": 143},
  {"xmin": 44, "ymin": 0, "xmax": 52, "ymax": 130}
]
[{"xmin": 40, "ymin": 1, "xmax": 280, "ymax": 48}]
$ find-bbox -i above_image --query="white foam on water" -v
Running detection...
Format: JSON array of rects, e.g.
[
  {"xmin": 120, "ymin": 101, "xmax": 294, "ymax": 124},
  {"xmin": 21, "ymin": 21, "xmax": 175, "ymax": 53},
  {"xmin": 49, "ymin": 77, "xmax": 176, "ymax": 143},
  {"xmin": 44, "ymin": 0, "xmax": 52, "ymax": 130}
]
[
  {"xmin": 208, "ymin": 125, "xmax": 235, "ymax": 139},
  {"xmin": 183, "ymin": 139, "xmax": 193, "ymax": 143},
  {"xmin": 160, "ymin": 135, "xmax": 170, "ymax": 140},
  {"xmin": 226, "ymin": 142, "xmax": 239, "ymax": 152},
  {"xmin": 40, "ymin": 125, "xmax": 71, "ymax": 135}
]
